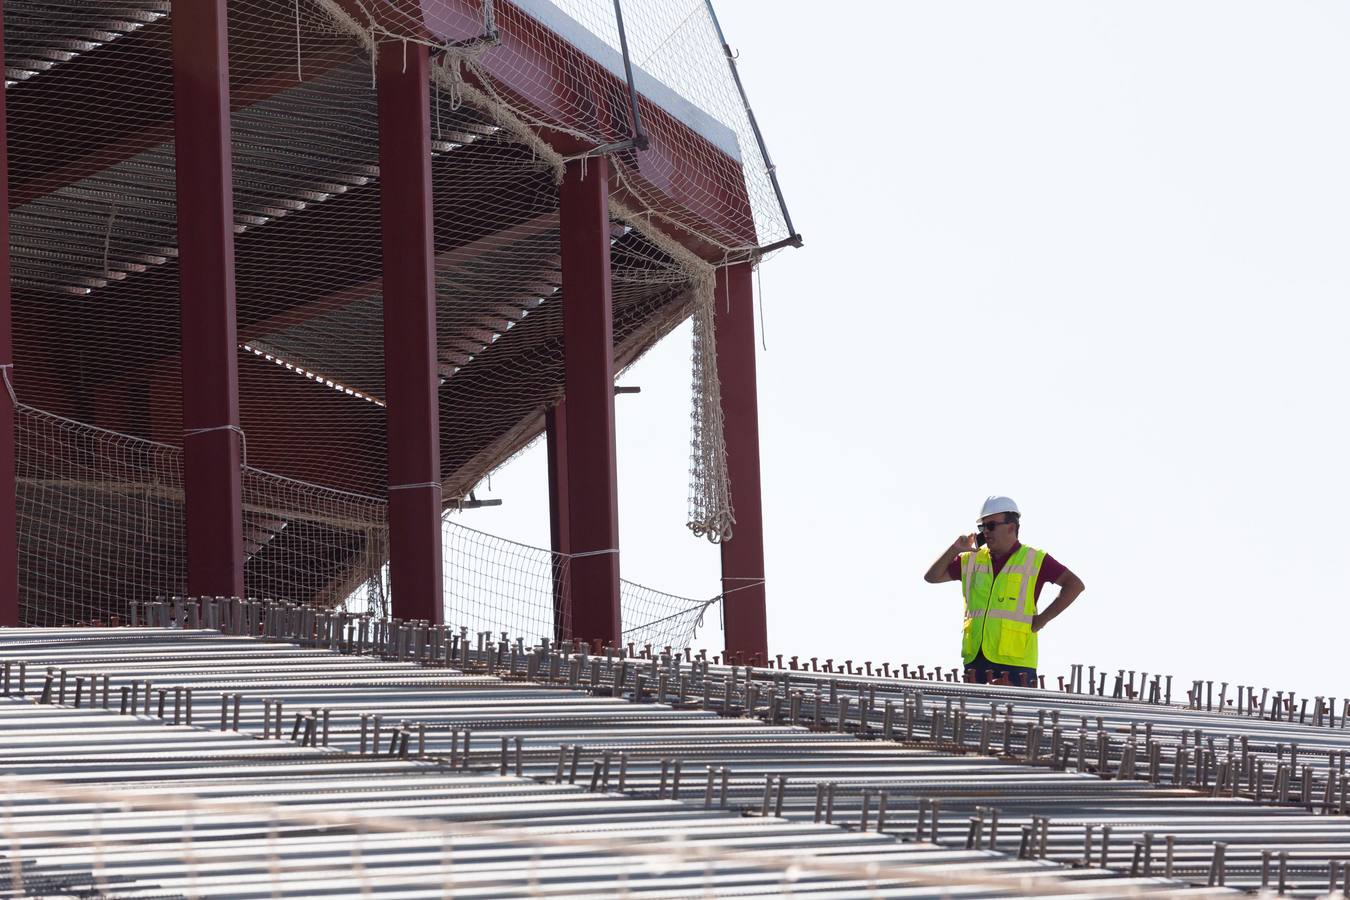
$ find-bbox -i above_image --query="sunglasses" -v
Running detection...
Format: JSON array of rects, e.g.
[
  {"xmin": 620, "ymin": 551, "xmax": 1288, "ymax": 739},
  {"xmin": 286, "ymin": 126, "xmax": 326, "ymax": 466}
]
[{"xmin": 978, "ymin": 518, "xmax": 1013, "ymax": 531}]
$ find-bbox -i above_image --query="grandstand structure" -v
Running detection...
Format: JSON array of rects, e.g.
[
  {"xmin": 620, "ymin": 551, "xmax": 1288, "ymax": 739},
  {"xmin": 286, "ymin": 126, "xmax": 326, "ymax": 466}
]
[{"xmin": 0, "ymin": 0, "xmax": 797, "ymax": 656}]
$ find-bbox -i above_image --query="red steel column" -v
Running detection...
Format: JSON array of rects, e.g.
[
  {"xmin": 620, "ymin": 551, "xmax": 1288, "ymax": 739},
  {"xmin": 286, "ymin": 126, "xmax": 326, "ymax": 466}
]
[
  {"xmin": 378, "ymin": 41, "xmax": 444, "ymax": 623},
  {"xmin": 715, "ymin": 263, "xmax": 768, "ymax": 663},
  {"xmin": 560, "ymin": 157, "xmax": 621, "ymax": 646},
  {"xmin": 544, "ymin": 401, "xmax": 572, "ymax": 643},
  {"xmin": 172, "ymin": 1, "xmax": 245, "ymax": 600},
  {"xmin": 0, "ymin": 0, "xmax": 16, "ymax": 625}
]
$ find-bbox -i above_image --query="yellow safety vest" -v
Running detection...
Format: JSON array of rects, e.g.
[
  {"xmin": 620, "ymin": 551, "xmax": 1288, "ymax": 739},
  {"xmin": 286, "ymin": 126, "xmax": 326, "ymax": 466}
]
[{"xmin": 959, "ymin": 544, "xmax": 1045, "ymax": 668}]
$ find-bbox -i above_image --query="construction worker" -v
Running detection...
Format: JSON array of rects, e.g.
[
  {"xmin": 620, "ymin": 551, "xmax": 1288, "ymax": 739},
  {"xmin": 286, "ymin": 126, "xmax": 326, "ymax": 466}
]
[{"xmin": 923, "ymin": 496, "xmax": 1085, "ymax": 686}]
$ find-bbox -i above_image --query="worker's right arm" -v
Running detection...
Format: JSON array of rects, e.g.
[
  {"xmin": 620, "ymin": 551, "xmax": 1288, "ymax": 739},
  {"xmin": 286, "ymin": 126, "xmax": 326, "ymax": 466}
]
[{"xmin": 924, "ymin": 534, "xmax": 977, "ymax": 583}]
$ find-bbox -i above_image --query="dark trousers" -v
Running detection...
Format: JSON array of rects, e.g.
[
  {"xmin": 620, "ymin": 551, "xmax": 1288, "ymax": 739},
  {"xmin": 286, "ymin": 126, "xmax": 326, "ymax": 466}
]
[{"xmin": 967, "ymin": 650, "xmax": 1038, "ymax": 688}]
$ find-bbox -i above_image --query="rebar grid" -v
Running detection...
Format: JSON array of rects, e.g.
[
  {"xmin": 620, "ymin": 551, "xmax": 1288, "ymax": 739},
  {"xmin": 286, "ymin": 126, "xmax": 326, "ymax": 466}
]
[
  {"xmin": 9, "ymin": 601, "xmax": 1350, "ymax": 895},
  {"xmin": 0, "ymin": 633, "xmax": 1193, "ymax": 899}
]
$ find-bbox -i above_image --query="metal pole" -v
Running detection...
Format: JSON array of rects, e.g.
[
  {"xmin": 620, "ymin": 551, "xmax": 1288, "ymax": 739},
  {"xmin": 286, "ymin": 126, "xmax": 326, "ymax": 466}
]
[
  {"xmin": 172, "ymin": 0, "xmax": 245, "ymax": 600},
  {"xmin": 611, "ymin": 0, "xmax": 649, "ymax": 151},
  {"xmin": 379, "ymin": 38, "xmax": 445, "ymax": 623},
  {"xmin": 0, "ymin": 0, "xmax": 14, "ymax": 627},
  {"xmin": 545, "ymin": 402, "xmax": 572, "ymax": 644},
  {"xmin": 703, "ymin": 0, "xmax": 802, "ymax": 250},
  {"xmin": 716, "ymin": 263, "xmax": 767, "ymax": 663},
  {"xmin": 560, "ymin": 156, "xmax": 622, "ymax": 645}
]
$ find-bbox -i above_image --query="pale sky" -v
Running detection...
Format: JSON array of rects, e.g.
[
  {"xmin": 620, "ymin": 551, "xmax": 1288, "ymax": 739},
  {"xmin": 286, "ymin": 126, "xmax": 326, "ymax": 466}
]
[{"xmin": 457, "ymin": 2, "xmax": 1350, "ymax": 706}]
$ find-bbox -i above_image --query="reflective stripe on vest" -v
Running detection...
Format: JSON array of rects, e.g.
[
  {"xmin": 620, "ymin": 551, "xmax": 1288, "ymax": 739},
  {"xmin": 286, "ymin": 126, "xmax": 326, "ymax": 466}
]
[
  {"xmin": 959, "ymin": 544, "xmax": 1046, "ymax": 669},
  {"xmin": 965, "ymin": 607, "xmax": 1035, "ymax": 624}
]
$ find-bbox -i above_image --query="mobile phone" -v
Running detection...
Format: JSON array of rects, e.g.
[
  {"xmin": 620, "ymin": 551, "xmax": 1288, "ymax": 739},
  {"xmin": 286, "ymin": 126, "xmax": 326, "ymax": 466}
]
[{"xmin": 975, "ymin": 532, "xmax": 986, "ymax": 548}]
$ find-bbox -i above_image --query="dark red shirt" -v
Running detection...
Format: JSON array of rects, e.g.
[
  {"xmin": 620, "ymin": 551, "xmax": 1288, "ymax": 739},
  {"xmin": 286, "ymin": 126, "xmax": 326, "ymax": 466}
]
[{"xmin": 945, "ymin": 542, "xmax": 1066, "ymax": 604}]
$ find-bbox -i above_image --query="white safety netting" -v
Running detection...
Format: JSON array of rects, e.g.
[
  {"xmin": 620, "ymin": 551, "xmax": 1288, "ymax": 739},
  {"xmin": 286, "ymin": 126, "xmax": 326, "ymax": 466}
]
[
  {"xmin": 313, "ymin": 0, "xmax": 787, "ymax": 541},
  {"xmin": 15, "ymin": 401, "xmax": 713, "ymax": 646},
  {"xmin": 439, "ymin": 515, "xmax": 715, "ymax": 648}
]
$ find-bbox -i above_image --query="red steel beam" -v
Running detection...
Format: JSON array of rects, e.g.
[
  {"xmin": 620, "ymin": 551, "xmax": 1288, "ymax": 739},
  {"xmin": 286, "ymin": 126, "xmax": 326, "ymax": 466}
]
[
  {"xmin": 714, "ymin": 263, "xmax": 767, "ymax": 663},
  {"xmin": 379, "ymin": 40, "xmax": 444, "ymax": 624},
  {"xmin": 560, "ymin": 158, "xmax": 621, "ymax": 646},
  {"xmin": 0, "ymin": 0, "xmax": 16, "ymax": 626},
  {"xmin": 544, "ymin": 400, "xmax": 572, "ymax": 643},
  {"xmin": 172, "ymin": 0, "xmax": 246, "ymax": 600}
]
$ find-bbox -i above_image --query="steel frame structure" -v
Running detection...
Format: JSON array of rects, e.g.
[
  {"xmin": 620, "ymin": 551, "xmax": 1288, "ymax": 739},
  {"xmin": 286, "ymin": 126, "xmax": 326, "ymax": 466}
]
[{"xmin": 0, "ymin": 0, "xmax": 774, "ymax": 651}]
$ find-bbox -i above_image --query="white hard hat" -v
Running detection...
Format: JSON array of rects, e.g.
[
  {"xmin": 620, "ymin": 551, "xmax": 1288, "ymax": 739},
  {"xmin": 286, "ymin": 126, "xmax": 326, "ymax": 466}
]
[{"xmin": 978, "ymin": 496, "xmax": 1020, "ymax": 521}]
